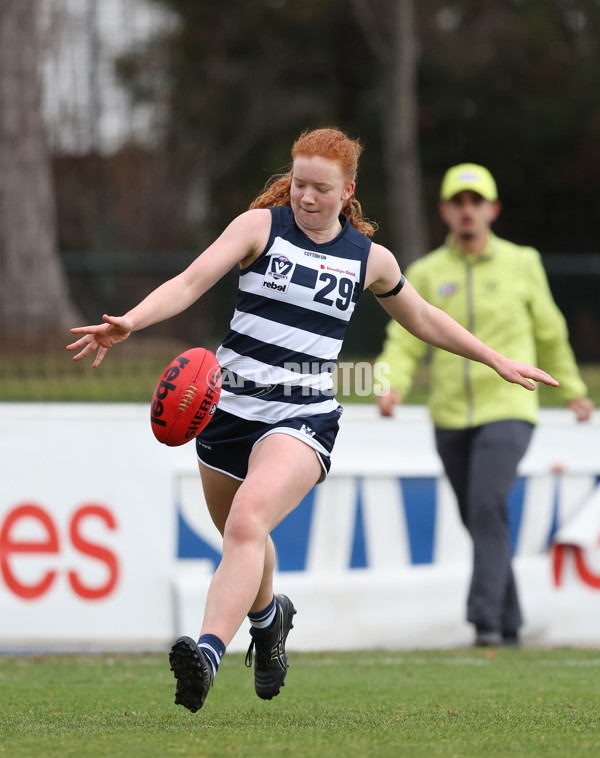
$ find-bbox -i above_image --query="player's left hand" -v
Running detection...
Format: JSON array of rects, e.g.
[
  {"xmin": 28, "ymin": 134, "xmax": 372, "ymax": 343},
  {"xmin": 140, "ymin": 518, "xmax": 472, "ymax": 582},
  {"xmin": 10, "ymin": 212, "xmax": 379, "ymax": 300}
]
[{"xmin": 494, "ymin": 357, "xmax": 559, "ymax": 391}]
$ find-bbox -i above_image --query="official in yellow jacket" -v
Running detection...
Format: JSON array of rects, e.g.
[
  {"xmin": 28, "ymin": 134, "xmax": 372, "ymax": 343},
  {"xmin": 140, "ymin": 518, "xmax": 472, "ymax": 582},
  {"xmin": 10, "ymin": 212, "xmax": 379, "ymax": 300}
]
[{"xmin": 377, "ymin": 163, "xmax": 593, "ymax": 646}]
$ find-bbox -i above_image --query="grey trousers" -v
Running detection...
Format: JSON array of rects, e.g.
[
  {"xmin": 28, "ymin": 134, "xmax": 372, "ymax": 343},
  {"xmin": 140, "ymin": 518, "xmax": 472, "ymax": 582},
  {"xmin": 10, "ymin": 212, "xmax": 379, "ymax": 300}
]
[{"xmin": 435, "ymin": 420, "xmax": 534, "ymax": 634}]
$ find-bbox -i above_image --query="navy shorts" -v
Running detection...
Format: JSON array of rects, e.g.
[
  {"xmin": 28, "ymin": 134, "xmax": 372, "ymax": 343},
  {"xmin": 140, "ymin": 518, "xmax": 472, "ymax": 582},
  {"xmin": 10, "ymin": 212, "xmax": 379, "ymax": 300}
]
[{"xmin": 195, "ymin": 407, "xmax": 342, "ymax": 484}]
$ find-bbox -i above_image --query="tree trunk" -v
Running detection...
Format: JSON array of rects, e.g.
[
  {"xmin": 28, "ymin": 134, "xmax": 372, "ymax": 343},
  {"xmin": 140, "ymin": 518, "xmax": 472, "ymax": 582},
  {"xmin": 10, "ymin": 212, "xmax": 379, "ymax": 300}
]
[
  {"xmin": 385, "ymin": 0, "xmax": 427, "ymax": 267},
  {"xmin": 0, "ymin": 0, "xmax": 80, "ymax": 339}
]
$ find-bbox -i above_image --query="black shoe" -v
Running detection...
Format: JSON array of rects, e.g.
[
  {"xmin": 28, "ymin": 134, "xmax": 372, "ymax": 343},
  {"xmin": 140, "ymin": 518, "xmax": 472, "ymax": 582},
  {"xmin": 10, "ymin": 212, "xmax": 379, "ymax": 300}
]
[
  {"xmin": 245, "ymin": 594, "xmax": 296, "ymax": 700},
  {"xmin": 169, "ymin": 636, "xmax": 213, "ymax": 713}
]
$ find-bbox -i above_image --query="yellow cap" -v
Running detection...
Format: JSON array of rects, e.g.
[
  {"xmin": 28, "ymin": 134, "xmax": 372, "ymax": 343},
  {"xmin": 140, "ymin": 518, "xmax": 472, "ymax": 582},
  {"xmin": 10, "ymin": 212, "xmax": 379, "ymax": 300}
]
[{"xmin": 440, "ymin": 163, "xmax": 498, "ymax": 202}]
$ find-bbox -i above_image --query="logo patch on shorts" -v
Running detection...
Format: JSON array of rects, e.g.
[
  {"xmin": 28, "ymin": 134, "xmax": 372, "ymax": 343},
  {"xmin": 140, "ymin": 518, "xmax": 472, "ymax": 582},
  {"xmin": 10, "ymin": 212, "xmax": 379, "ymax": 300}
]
[{"xmin": 300, "ymin": 424, "xmax": 315, "ymax": 438}]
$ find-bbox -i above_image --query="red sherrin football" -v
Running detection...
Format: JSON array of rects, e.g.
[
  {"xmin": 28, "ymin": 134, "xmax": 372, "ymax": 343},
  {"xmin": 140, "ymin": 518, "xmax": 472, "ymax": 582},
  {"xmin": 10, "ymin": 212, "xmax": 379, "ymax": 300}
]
[{"xmin": 150, "ymin": 348, "xmax": 221, "ymax": 447}]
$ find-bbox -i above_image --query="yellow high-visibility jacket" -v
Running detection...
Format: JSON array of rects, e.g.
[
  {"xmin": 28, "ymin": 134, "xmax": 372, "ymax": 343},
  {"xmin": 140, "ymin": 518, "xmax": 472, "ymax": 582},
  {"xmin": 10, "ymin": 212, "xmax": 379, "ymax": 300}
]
[{"xmin": 377, "ymin": 233, "xmax": 587, "ymax": 428}]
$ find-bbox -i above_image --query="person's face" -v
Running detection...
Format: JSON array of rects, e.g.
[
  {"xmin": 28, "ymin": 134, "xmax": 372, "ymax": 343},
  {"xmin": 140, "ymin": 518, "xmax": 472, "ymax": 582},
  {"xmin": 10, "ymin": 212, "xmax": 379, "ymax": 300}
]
[
  {"xmin": 290, "ymin": 156, "xmax": 355, "ymax": 233},
  {"xmin": 439, "ymin": 190, "xmax": 500, "ymax": 241}
]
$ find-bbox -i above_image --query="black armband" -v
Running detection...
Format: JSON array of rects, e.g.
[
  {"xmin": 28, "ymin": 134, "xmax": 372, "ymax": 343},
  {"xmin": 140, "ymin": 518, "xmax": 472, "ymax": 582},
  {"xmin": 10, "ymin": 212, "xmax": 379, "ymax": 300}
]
[{"xmin": 374, "ymin": 275, "xmax": 405, "ymax": 298}]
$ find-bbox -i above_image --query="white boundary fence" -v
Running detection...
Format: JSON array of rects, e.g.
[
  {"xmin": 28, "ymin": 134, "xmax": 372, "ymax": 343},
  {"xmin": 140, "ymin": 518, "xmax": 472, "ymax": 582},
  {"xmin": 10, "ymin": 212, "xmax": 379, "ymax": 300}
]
[{"xmin": 0, "ymin": 403, "xmax": 599, "ymax": 651}]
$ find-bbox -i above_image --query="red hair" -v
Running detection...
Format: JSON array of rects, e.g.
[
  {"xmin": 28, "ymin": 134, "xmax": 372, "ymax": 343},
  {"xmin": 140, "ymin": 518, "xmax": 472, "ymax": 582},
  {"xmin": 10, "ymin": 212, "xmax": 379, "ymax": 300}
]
[{"xmin": 249, "ymin": 127, "xmax": 378, "ymax": 237}]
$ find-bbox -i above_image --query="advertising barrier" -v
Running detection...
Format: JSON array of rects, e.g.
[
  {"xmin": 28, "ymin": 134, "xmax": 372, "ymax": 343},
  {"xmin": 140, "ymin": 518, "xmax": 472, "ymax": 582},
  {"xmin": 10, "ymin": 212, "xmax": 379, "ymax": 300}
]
[{"xmin": 0, "ymin": 403, "xmax": 599, "ymax": 651}]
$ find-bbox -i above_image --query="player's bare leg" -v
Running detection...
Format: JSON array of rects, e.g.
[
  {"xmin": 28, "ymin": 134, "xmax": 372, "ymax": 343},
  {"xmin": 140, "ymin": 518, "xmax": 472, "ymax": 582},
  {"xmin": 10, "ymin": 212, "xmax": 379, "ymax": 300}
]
[
  {"xmin": 198, "ymin": 463, "xmax": 277, "ymax": 614},
  {"xmin": 199, "ymin": 433, "xmax": 319, "ymax": 644},
  {"xmin": 170, "ymin": 435, "xmax": 319, "ymax": 710}
]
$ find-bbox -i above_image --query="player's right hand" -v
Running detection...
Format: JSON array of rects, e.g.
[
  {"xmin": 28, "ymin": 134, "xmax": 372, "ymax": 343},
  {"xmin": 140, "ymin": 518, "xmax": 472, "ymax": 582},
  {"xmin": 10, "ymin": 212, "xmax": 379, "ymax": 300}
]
[{"xmin": 66, "ymin": 314, "xmax": 133, "ymax": 367}]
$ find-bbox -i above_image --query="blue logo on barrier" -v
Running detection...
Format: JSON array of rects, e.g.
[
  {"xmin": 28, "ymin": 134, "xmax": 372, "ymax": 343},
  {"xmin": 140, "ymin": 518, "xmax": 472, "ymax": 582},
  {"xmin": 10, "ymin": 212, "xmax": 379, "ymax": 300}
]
[
  {"xmin": 177, "ymin": 509, "xmax": 222, "ymax": 562},
  {"xmin": 175, "ymin": 474, "xmax": 561, "ymax": 571},
  {"xmin": 175, "ymin": 471, "xmax": 600, "ymax": 571}
]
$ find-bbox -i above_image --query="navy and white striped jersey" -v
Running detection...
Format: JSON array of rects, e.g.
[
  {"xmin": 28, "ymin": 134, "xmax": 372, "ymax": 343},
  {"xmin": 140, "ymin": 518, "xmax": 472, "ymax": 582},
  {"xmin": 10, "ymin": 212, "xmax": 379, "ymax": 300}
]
[{"xmin": 216, "ymin": 206, "xmax": 371, "ymax": 423}]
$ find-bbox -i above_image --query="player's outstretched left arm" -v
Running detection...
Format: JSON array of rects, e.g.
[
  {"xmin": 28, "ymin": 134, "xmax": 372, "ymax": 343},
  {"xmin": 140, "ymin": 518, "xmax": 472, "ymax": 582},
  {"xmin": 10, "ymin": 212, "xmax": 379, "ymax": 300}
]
[{"xmin": 367, "ymin": 243, "xmax": 559, "ymax": 391}]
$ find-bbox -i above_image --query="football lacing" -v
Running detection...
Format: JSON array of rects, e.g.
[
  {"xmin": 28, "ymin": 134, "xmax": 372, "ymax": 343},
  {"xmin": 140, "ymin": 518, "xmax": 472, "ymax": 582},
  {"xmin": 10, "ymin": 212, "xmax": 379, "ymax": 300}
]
[{"xmin": 178, "ymin": 384, "xmax": 197, "ymax": 411}]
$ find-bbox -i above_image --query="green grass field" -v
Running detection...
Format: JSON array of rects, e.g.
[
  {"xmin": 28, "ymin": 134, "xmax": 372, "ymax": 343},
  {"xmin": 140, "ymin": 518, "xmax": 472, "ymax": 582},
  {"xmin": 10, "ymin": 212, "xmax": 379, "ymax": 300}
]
[{"xmin": 1, "ymin": 648, "xmax": 599, "ymax": 757}]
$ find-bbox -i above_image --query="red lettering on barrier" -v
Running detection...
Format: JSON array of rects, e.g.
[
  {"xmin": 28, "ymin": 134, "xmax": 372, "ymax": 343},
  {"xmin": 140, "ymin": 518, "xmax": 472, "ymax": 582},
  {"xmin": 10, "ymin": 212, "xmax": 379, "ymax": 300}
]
[
  {"xmin": 552, "ymin": 544, "xmax": 565, "ymax": 587},
  {"xmin": 0, "ymin": 502, "xmax": 119, "ymax": 601},
  {"xmin": 68, "ymin": 505, "xmax": 119, "ymax": 599},
  {"xmin": 0, "ymin": 504, "xmax": 59, "ymax": 599},
  {"xmin": 574, "ymin": 545, "xmax": 600, "ymax": 589},
  {"xmin": 552, "ymin": 542, "xmax": 600, "ymax": 589}
]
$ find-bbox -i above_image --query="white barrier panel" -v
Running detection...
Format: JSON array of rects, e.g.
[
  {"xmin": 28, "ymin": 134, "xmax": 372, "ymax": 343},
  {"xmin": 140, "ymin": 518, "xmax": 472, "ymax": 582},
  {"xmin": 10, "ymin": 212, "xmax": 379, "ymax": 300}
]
[{"xmin": 0, "ymin": 403, "xmax": 599, "ymax": 651}]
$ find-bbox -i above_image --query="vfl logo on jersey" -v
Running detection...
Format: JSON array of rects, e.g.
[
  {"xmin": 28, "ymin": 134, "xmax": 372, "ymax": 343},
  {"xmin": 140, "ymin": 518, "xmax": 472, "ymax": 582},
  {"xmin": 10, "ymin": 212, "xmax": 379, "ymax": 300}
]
[
  {"xmin": 262, "ymin": 254, "xmax": 296, "ymax": 294},
  {"xmin": 270, "ymin": 255, "xmax": 294, "ymax": 279}
]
